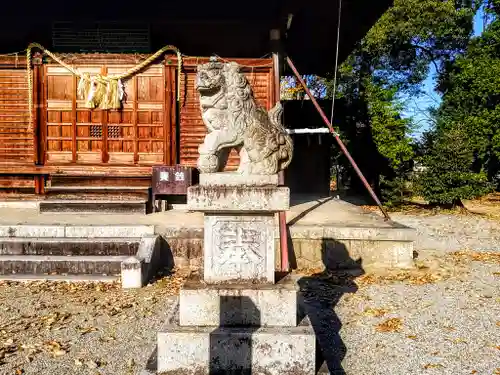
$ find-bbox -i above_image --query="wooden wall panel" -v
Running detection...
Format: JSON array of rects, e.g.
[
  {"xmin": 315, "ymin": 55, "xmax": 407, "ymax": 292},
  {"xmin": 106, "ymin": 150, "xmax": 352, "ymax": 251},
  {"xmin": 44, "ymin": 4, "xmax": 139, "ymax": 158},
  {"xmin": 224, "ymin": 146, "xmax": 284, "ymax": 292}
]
[
  {"xmin": 0, "ymin": 53, "xmax": 274, "ymax": 181},
  {"xmin": 43, "ymin": 58, "xmax": 169, "ymax": 166},
  {"xmin": 177, "ymin": 57, "xmax": 275, "ymax": 169},
  {"xmin": 0, "ymin": 65, "xmax": 34, "ymax": 164}
]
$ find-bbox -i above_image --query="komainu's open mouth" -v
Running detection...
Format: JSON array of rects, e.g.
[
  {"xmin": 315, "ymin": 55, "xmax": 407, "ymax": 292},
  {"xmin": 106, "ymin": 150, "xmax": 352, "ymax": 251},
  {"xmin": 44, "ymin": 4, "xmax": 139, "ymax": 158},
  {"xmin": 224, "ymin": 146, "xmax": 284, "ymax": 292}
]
[{"xmin": 197, "ymin": 85, "xmax": 221, "ymax": 97}]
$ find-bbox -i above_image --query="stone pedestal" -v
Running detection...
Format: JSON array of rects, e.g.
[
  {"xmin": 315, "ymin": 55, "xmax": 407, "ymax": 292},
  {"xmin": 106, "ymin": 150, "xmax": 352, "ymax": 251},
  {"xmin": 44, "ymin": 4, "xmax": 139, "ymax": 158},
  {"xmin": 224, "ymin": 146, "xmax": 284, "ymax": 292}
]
[{"xmin": 156, "ymin": 173, "xmax": 315, "ymax": 375}]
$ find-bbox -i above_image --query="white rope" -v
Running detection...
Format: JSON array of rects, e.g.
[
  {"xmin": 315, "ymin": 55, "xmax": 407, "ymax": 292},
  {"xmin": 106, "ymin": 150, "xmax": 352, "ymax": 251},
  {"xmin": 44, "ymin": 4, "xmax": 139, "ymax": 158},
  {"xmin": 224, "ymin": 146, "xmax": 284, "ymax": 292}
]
[{"xmin": 329, "ymin": 0, "xmax": 343, "ymax": 126}]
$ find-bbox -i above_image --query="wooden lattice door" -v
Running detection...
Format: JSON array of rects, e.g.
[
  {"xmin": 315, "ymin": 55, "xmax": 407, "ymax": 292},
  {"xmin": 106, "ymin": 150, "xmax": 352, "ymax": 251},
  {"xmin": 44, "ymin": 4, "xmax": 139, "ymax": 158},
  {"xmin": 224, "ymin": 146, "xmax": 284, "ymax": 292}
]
[{"xmin": 43, "ymin": 58, "xmax": 173, "ymax": 165}]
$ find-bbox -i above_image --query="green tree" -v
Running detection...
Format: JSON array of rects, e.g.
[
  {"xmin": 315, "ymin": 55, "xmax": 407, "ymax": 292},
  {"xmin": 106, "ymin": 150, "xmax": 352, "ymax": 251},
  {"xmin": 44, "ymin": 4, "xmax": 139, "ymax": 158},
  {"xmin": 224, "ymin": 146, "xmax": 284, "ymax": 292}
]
[
  {"xmin": 436, "ymin": 3, "xmax": 500, "ymax": 182},
  {"xmin": 327, "ymin": 0, "xmax": 478, "ymax": 205},
  {"xmin": 418, "ymin": 0, "xmax": 500, "ymax": 205},
  {"xmin": 417, "ymin": 125, "xmax": 492, "ymax": 206}
]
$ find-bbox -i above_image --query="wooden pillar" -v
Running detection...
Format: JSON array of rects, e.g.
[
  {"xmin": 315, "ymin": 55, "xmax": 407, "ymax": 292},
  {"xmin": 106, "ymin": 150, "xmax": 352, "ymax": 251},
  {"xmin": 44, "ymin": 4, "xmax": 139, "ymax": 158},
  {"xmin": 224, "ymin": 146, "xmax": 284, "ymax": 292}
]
[
  {"xmin": 270, "ymin": 28, "xmax": 282, "ymax": 104},
  {"xmin": 32, "ymin": 52, "xmax": 43, "ymax": 166},
  {"xmin": 270, "ymin": 28, "xmax": 290, "ymax": 272}
]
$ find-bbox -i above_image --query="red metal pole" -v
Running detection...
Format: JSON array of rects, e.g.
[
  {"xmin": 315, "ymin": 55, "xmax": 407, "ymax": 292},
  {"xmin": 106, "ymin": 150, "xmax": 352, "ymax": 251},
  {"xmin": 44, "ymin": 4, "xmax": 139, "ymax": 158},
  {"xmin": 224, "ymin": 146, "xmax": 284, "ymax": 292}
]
[
  {"xmin": 286, "ymin": 56, "xmax": 391, "ymax": 221},
  {"xmin": 278, "ymin": 172, "xmax": 289, "ymax": 271},
  {"xmin": 273, "ymin": 49, "xmax": 290, "ymax": 272}
]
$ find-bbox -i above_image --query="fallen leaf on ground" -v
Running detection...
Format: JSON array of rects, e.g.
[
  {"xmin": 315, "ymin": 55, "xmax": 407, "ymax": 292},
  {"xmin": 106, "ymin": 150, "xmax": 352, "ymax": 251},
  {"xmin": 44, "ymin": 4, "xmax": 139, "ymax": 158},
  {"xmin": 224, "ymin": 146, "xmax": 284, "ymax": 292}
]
[
  {"xmin": 447, "ymin": 338, "xmax": 467, "ymax": 344},
  {"xmin": 53, "ymin": 349, "xmax": 66, "ymax": 357},
  {"xmin": 451, "ymin": 251, "xmax": 500, "ymax": 264},
  {"xmin": 356, "ymin": 270, "xmax": 446, "ymax": 286},
  {"xmin": 363, "ymin": 308, "xmax": 389, "ymax": 317},
  {"xmin": 376, "ymin": 318, "xmax": 403, "ymax": 333},
  {"xmin": 86, "ymin": 360, "xmax": 99, "ymax": 369},
  {"xmin": 407, "ymin": 335, "xmax": 417, "ymax": 339},
  {"xmin": 423, "ymin": 363, "xmax": 444, "ymax": 369},
  {"xmin": 78, "ymin": 326, "xmax": 98, "ymax": 335}
]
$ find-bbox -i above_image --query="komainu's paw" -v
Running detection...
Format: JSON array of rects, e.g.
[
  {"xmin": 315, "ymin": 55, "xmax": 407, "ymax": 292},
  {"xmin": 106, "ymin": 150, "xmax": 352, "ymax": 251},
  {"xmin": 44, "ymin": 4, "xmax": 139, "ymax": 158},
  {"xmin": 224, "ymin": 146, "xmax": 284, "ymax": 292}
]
[
  {"xmin": 197, "ymin": 153, "xmax": 219, "ymax": 173},
  {"xmin": 198, "ymin": 142, "xmax": 215, "ymax": 155}
]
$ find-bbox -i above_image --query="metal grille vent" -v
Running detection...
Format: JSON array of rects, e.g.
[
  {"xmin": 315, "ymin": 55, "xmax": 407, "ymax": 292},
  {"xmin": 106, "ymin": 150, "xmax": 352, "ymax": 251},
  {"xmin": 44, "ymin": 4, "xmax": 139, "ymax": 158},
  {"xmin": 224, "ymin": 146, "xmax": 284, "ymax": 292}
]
[
  {"xmin": 108, "ymin": 125, "xmax": 122, "ymax": 138},
  {"xmin": 90, "ymin": 125, "xmax": 102, "ymax": 138},
  {"xmin": 52, "ymin": 21, "xmax": 150, "ymax": 53}
]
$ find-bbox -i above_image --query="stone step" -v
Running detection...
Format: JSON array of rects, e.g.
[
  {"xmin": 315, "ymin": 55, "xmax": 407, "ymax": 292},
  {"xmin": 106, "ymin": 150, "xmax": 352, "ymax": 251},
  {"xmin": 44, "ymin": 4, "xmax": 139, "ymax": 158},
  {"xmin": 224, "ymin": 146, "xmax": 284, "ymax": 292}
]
[
  {"xmin": 46, "ymin": 186, "xmax": 149, "ymax": 192},
  {"xmin": 39, "ymin": 199, "xmax": 147, "ymax": 214},
  {"xmin": 0, "ymin": 274, "xmax": 119, "ymax": 283},
  {"xmin": 0, "ymin": 237, "xmax": 140, "ymax": 256},
  {"xmin": 0, "ymin": 255, "xmax": 128, "ymax": 276}
]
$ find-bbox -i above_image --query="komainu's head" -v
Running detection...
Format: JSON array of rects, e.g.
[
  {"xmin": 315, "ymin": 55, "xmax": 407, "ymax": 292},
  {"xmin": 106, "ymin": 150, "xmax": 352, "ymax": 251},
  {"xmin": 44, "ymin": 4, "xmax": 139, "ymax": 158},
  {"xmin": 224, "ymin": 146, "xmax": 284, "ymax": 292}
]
[
  {"xmin": 196, "ymin": 59, "xmax": 254, "ymax": 116},
  {"xmin": 195, "ymin": 59, "xmax": 225, "ymax": 98}
]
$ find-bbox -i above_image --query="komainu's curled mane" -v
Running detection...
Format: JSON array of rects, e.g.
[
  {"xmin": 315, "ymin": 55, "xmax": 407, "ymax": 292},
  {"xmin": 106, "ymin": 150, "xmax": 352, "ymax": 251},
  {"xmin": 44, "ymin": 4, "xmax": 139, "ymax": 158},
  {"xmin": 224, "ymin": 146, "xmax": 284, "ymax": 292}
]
[{"xmin": 195, "ymin": 59, "xmax": 293, "ymax": 175}]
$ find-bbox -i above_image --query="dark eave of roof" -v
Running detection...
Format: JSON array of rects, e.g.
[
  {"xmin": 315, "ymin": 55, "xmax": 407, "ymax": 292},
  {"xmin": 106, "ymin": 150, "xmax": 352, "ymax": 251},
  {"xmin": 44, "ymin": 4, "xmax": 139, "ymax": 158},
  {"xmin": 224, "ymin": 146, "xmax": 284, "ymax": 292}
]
[{"xmin": 0, "ymin": 0, "xmax": 392, "ymax": 74}]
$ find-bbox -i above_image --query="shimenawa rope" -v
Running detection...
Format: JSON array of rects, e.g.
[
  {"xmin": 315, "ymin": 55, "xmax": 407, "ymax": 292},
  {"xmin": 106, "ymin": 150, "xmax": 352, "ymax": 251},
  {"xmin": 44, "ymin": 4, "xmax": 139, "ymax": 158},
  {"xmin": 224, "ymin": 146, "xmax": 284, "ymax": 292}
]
[{"xmin": 26, "ymin": 43, "xmax": 183, "ymax": 130}]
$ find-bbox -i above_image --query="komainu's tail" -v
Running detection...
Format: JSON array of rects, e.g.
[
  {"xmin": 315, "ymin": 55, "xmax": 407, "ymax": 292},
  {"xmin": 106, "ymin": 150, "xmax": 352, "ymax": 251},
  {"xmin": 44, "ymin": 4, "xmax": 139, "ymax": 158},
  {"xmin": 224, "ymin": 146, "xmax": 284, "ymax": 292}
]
[
  {"xmin": 268, "ymin": 102, "xmax": 293, "ymax": 171},
  {"xmin": 268, "ymin": 102, "xmax": 284, "ymax": 128}
]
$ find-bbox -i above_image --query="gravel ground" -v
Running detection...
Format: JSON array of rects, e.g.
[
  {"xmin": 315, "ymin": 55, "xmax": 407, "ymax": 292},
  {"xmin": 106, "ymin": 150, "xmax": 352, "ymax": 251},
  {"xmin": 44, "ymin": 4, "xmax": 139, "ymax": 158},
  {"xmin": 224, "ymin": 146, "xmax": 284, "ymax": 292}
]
[
  {"xmin": 392, "ymin": 212, "xmax": 500, "ymax": 252},
  {"xmin": 0, "ymin": 213, "xmax": 499, "ymax": 375},
  {"xmin": 0, "ymin": 272, "xmax": 187, "ymax": 375},
  {"xmin": 332, "ymin": 254, "xmax": 499, "ymax": 375}
]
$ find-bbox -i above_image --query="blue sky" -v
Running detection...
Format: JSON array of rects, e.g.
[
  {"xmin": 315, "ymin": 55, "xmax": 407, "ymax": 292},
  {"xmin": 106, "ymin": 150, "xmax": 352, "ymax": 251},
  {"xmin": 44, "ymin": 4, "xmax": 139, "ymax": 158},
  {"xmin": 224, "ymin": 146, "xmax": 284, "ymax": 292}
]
[{"xmin": 403, "ymin": 6, "xmax": 486, "ymax": 138}]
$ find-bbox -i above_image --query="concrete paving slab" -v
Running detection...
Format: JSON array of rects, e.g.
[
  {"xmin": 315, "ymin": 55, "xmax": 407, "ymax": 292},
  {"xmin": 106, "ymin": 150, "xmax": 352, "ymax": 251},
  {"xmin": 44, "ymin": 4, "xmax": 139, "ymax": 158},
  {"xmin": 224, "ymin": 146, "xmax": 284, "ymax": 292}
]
[
  {"xmin": 0, "ymin": 196, "xmax": 416, "ymax": 271},
  {"xmin": 0, "ymin": 196, "xmax": 409, "ymax": 233}
]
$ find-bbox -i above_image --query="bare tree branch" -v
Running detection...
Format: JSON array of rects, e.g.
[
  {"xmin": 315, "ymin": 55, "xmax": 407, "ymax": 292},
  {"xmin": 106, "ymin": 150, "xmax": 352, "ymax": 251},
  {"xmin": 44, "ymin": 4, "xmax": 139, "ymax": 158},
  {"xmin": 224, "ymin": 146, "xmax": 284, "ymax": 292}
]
[{"xmin": 411, "ymin": 44, "xmax": 441, "ymax": 74}]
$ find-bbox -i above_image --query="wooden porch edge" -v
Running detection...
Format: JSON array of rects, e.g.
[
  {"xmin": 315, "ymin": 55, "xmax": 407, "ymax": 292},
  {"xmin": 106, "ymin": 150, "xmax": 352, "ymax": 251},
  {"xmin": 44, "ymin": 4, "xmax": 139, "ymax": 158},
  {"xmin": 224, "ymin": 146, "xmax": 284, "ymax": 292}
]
[{"xmin": 0, "ymin": 165, "xmax": 153, "ymax": 177}]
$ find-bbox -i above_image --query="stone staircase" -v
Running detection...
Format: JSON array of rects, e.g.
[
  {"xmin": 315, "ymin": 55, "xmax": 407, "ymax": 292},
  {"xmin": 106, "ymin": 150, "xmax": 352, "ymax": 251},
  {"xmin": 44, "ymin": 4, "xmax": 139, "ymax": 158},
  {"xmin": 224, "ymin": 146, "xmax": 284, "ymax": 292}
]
[
  {"xmin": 0, "ymin": 225, "xmax": 161, "ymax": 286},
  {"xmin": 40, "ymin": 189, "xmax": 149, "ymax": 214}
]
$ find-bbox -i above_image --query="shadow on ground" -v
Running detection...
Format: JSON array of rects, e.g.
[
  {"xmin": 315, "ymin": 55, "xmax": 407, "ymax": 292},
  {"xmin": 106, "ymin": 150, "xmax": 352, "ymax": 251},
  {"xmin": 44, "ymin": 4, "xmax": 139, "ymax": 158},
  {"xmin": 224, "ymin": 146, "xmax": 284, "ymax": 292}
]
[{"xmin": 298, "ymin": 241, "xmax": 364, "ymax": 375}]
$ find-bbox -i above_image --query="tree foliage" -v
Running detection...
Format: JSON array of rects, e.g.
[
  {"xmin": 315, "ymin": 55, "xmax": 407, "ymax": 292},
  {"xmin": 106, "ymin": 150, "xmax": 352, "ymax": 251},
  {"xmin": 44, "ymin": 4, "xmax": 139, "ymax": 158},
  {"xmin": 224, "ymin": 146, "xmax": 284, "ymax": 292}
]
[
  {"xmin": 436, "ymin": 4, "xmax": 500, "ymax": 179},
  {"xmin": 417, "ymin": 124, "xmax": 493, "ymax": 205},
  {"xmin": 327, "ymin": 0, "xmax": 477, "ymax": 205},
  {"xmin": 417, "ymin": 0, "xmax": 500, "ymax": 204}
]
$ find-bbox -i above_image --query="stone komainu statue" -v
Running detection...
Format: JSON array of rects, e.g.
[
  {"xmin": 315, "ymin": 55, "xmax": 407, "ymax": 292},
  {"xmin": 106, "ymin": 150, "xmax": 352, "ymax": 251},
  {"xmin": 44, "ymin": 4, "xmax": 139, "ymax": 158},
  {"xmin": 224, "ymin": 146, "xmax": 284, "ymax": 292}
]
[{"xmin": 195, "ymin": 59, "xmax": 293, "ymax": 175}]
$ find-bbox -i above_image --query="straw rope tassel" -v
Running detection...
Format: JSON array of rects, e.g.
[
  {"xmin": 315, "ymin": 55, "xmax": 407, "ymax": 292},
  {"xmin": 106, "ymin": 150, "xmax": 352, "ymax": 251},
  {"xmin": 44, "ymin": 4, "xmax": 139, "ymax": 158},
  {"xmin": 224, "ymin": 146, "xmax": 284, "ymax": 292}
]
[
  {"xmin": 26, "ymin": 46, "xmax": 33, "ymax": 131},
  {"xmin": 26, "ymin": 43, "xmax": 183, "ymax": 129}
]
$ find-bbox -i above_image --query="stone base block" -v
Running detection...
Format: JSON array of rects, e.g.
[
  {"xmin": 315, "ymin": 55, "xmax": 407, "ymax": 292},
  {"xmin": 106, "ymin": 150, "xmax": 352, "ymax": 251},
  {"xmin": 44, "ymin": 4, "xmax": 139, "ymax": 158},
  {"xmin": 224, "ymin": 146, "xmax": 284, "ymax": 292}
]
[
  {"xmin": 187, "ymin": 185, "xmax": 289, "ymax": 212},
  {"xmin": 200, "ymin": 173, "xmax": 279, "ymax": 187},
  {"xmin": 121, "ymin": 235, "xmax": 162, "ymax": 289},
  {"xmin": 180, "ymin": 274, "xmax": 297, "ymax": 327},
  {"xmin": 157, "ymin": 324, "xmax": 316, "ymax": 375},
  {"xmin": 293, "ymin": 237, "xmax": 415, "ymax": 271}
]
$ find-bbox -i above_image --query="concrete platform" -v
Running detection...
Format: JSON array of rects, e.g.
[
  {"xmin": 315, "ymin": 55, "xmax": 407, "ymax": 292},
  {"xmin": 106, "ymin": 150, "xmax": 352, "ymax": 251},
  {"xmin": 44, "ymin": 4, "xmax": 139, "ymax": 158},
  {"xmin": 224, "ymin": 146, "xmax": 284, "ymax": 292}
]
[
  {"xmin": 0, "ymin": 195, "xmax": 416, "ymax": 272},
  {"xmin": 157, "ymin": 304, "xmax": 316, "ymax": 375}
]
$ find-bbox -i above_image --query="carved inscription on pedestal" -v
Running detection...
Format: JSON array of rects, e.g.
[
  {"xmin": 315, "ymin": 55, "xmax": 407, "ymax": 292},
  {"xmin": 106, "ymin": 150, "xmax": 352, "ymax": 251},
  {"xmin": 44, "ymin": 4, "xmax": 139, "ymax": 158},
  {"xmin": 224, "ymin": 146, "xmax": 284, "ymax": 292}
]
[
  {"xmin": 216, "ymin": 224, "xmax": 264, "ymax": 275},
  {"xmin": 204, "ymin": 214, "xmax": 275, "ymax": 283}
]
